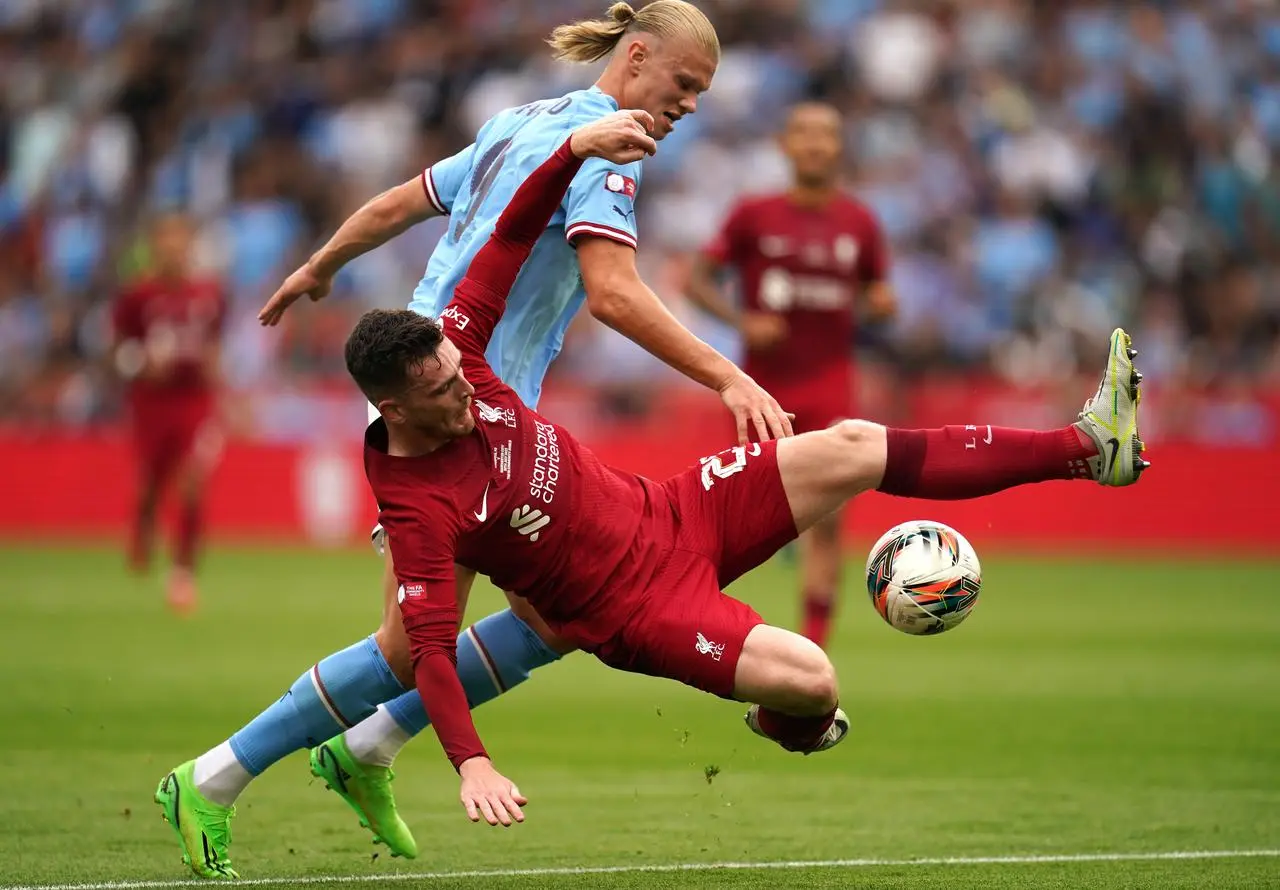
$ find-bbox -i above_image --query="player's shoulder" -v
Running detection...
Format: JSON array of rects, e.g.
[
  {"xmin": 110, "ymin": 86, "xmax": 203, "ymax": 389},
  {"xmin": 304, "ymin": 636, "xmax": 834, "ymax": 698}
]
[
  {"xmin": 832, "ymin": 190, "xmax": 881, "ymax": 224},
  {"xmin": 185, "ymin": 275, "xmax": 224, "ymax": 297},
  {"xmin": 559, "ymin": 87, "xmax": 620, "ymax": 121},
  {"xmin": 365, "ymin": 447, "xmax": 464, "ymax": 514},
  {"xmin": 730, "ymin": 191, "xmax": 790, "ymax": 215}
]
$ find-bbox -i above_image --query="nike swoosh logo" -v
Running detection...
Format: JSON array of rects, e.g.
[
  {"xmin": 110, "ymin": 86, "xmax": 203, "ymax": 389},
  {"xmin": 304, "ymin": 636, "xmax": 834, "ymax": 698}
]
[
  {"xmin": 1105, "ymin": 437, "xmax": 1120, "ymax": 476},
  {"xmin": 474, "ymin": 482, "xmax": 490, "ymax": 522}
]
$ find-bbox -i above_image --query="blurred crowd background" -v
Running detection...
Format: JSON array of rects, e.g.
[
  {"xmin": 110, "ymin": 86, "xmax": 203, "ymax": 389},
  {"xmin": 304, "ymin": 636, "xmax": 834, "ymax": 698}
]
[{"xmin": 1, "ymin": 0, "xmax": 1278, "ymax": 440}]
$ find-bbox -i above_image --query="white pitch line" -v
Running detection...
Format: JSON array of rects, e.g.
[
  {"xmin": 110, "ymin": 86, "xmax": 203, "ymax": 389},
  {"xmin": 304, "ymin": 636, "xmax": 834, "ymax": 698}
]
[{"xmin": 7, "ymin": 849, "xmax": 1279, "ymax": 890}]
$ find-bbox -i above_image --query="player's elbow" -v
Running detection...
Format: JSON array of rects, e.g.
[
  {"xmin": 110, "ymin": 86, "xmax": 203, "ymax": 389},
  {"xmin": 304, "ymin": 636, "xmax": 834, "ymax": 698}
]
[
  {"xmin": 584, "ymin": 278, "xmax": 632, "ymax": 326},
  {"xmin": 578, "ymin": 237, "xmax": 641, "ymax": 326}
]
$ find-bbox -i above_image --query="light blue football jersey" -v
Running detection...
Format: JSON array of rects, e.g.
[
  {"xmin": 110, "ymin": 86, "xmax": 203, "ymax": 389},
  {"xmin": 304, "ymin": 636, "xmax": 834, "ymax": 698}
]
[{"xmin": 410, "ymin": 87, "xmax": 643, "ymax": 407}]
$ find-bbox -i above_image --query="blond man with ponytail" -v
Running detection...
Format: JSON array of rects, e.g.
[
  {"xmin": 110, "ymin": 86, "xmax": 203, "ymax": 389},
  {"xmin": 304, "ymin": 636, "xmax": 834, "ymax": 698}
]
[
  {"xmin": 155, "ymin": 6, "xmax": 793, "ymax": 876},
  {"xmin": 547, "ymin": 1, "xmax": 719, "ymax": 140}
]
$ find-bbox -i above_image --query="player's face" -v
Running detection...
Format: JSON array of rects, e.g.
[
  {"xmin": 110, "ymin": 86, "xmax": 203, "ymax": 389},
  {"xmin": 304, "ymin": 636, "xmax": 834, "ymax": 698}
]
[
  {"xmin": 151, "ymin": 215, "xmax": 194, "ymax": 274},
  {"xmin": 390, "ymin": 337, "xmax": 476, "ymax": 440},
  {"xmin": 629, "ymin": 37, "xmax": 716, "ymax": 140},
  {"xmin": 781, "ymin": 104, "xmax": 843, "ymax": 188}
]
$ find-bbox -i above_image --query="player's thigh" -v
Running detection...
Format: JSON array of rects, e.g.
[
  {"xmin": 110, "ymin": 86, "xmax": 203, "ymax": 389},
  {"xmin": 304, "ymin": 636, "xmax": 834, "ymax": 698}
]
[
  {"xmin": 503, "ymin": 590, "xmax": 577, "ymax": 656},
  {"xmin": 732, "ymin": 624, "xmax": 838, "ymax": 714},
  {"xmin": 595, "ymin": 557, "xmax": 762, "ymax": 699},
  {"xmin": 174, "ymin": 418, "xmax": 223, "ymax": 498},
  {"xmin": 776, "ymin": 419, "xmax": 886, "ymax": 534},
  {"xmin": 131, "ymin": 410, "xmax": 177, "ymax": 488}
]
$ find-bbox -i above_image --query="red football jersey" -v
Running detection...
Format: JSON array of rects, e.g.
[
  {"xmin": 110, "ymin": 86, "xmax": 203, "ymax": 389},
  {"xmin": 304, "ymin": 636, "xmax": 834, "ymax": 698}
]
[
  {"xmin": 703, "ymin": 192, "xmax": 888, "ymax": 390},
  {"xmin": 367, "ymin": 141, "xmax": 669, "ymax": 769},
  {"xmin": 111, "ymin": 276, "xmax": 225, "ymax": 395}
]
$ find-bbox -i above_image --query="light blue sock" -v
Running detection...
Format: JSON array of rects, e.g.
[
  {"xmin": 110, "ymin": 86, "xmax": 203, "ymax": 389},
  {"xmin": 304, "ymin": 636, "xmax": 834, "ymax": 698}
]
[
  {"xmin": 228, "ymin": 634, "xmax": 405, "ymax": 775},
  {"xmin": 383, "ymin": 608, "xmax": 562, "ymax": 736}
]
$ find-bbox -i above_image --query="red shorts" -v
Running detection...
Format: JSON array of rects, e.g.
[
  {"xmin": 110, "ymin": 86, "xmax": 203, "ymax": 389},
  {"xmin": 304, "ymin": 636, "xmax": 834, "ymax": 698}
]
[
  {"xmin": 590, "ymin": 440, "xmax": 798, "ymax": 698},
  {"xmin": 129, "ymin": 391, "xmax": 218, "ymax": 480}
]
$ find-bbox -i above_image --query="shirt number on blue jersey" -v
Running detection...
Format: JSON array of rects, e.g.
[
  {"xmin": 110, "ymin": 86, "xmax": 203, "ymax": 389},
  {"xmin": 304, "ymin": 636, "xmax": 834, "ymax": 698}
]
[{"xmin": 454, "ymin": 97, "xmax": 575, "ymax": 240}]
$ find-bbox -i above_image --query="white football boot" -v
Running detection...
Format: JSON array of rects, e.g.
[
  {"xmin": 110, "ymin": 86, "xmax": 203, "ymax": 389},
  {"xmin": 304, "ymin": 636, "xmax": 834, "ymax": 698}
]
[
  {"xmin": 1074, "ymin": 327, "xmax": 1149, "ymax": 486},
  {"xmin": 744, "ymin": 705, "xmax": 850, "ymax": 754}
]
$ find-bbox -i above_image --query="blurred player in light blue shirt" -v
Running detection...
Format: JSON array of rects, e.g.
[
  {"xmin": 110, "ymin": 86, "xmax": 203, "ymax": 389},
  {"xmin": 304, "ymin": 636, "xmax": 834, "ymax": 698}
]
[{"xmin": 160, "ymin": 6, "xmax": 795, "ymax": 879}]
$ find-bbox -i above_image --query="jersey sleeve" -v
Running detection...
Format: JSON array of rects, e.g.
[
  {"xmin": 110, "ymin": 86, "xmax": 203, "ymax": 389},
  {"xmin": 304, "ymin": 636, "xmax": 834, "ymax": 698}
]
[
  {"xmin": 563, "ymin": 157, "xmax": 642, "ymax": 250},
  {"xmin": 702, "ymin": 201, "xmax": 751, "ymax": 267},
  {"xmin": 421, "ymin": 143, "xmax": 477, "ymax": 216},
  {"xmin": 385, "ymin": 502, "xmax": 488, "ymax": 771},
  {"xmin": 856, "ymin": 211, "xmax": 889, "ymax": 283}
]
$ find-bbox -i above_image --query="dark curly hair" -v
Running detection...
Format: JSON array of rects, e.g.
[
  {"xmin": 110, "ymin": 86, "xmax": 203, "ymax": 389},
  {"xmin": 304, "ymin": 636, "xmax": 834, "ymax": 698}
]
[{"xmin": 345, "ymin": 309, "xmax": 445, "ymax": 405}]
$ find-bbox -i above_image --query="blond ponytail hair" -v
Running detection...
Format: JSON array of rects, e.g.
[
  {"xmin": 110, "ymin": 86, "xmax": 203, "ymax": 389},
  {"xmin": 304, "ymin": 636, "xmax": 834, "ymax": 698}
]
[{"xmin": 547, "ymin": 1, "xmax": 719, "ymax": 64}]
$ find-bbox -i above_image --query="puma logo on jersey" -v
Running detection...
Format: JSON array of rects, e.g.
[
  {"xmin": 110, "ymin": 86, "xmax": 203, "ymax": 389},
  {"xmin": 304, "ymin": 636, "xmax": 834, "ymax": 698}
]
[{"xmin": 510, "ymin": 504, "xmax": 551, "ymax": 542}]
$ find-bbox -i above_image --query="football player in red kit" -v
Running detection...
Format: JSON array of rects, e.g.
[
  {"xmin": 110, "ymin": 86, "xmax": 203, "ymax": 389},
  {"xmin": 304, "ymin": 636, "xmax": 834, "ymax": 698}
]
[
  {"xmin": 111, "ymin": 212, "xmax": 225, "ymax": 613},
  {"xmin": 347, "ymin": 110, "xmax": 1147, "ymax": 827},
  {"xmin": 687, "ymin": 101, "xmax": 896, "ymax": 648}
]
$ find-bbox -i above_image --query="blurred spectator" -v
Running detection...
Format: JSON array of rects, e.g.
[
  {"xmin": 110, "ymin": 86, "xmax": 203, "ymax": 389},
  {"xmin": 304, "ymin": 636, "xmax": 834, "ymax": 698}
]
[{"xmin": 0, "ymin": 0, "xmax": 1278, "ymax": 438}]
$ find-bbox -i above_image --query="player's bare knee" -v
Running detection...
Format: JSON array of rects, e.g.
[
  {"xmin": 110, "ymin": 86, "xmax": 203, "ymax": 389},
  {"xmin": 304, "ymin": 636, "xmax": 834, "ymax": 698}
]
[
  {"xmin": 826, "ymin": 419, "xmax": 886, "ymax": 489},
  {"xmin": 775, "ymin": 637, "xmax": 838, "ymax": 715},
  {"xmin": 798, "ymin": 653, "xmax": 839, "ymax": 714},
  {"xmin": 828, "ymin": 418, "xmax": 880, "ymax": 450}
]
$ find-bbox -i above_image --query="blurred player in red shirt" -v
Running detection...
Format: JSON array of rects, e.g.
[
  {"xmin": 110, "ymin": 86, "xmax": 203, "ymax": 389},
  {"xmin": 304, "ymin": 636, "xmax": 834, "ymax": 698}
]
[
  {"xmin": 111, "ymin": 212, "xmax": 225, "ymax": 613},
  {"xmin": 338, "ymin": 113, "xmax": 1144, "ymax": 827},
  {"xmin": 687, "ymin": 101, "xmax": 897, "ymax": 648}
]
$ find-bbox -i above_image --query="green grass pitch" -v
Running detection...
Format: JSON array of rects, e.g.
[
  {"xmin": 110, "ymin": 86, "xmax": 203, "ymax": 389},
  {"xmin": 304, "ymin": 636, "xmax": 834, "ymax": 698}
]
[{"xmin": 0, "ymin": 544, "xmax": 1277, "ymax": 889}]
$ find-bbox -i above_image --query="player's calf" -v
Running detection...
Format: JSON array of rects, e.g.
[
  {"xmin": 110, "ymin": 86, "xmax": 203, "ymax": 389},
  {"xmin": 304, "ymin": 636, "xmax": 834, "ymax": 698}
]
[{"xmin": 799, "ymin": 514, "xmax": 843, "ymax": 649}]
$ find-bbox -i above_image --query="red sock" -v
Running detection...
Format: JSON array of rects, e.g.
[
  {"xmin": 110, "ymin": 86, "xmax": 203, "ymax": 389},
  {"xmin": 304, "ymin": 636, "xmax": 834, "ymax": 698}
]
[
  {"xmin": 878, "ymin": 425, "xmax": 1095, "ymax": 500},
  {"xmin": 175, "ymin": 497, "xmax": 203, "ymax": 570},
  {"xmin": 755, "ymin": 706, "xmax": 836, "ymax": 753},
  {"xmin": 802, "ymin": 592, "xmax": 833, "ymax": 649}
]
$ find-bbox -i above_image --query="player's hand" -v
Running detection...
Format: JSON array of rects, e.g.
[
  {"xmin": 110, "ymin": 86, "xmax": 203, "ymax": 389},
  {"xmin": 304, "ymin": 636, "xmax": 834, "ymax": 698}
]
[
  {"xmin": 258, "ymin": 262, "xmax": 333, "ymax": 326},
  {"xmin": 742, "ymin": 311, "xmax": 788, "ymax": 352},
  {"xmin": 569, "ymin": 110, "xmax": 658, "ymax": 164},
  {"xmin": 458, "ymin": 757, "xmax": 527, "ymax": 827},
  {"xmin": 717, "ymin": 371, "xmax": 795, "ymax": 444}
]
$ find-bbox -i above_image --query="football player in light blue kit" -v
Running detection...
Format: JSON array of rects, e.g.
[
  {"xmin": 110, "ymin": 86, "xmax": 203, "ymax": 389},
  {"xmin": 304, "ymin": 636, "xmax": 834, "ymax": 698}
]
[{"xmin": 155, "ymin": 2, "xmax": 794, "ymax": 879}]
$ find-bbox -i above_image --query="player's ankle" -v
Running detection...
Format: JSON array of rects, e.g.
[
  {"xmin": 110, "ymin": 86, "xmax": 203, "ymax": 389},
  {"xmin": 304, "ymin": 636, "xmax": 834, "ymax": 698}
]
[{"xmin": 345, "ymin": 705, "xmax": 410, "ymax": 767}]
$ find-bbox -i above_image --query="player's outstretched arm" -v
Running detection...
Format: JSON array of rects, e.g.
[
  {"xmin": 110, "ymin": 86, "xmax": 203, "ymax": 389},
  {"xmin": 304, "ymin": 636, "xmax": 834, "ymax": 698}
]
[
  {"xmin": 258, "ymin": 177, "xmax": 443, "ymax": 326},
  {"xmin": 403, "ymin": 573, "xmax": 530, "ymax": 827},
  {"xmin": 578, "ymin": 238, "xmax": 795, "ymax": 445}
]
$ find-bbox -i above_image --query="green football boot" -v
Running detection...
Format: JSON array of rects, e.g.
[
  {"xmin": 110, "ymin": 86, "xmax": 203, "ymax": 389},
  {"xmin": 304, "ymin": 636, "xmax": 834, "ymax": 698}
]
[
  {"xmin": 310, "ymin": 735, "xmax": 418, "ymax": 859},
  {"xmin": 154, "ymin": 760, "xmax": 239, "ymax": 879}
]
